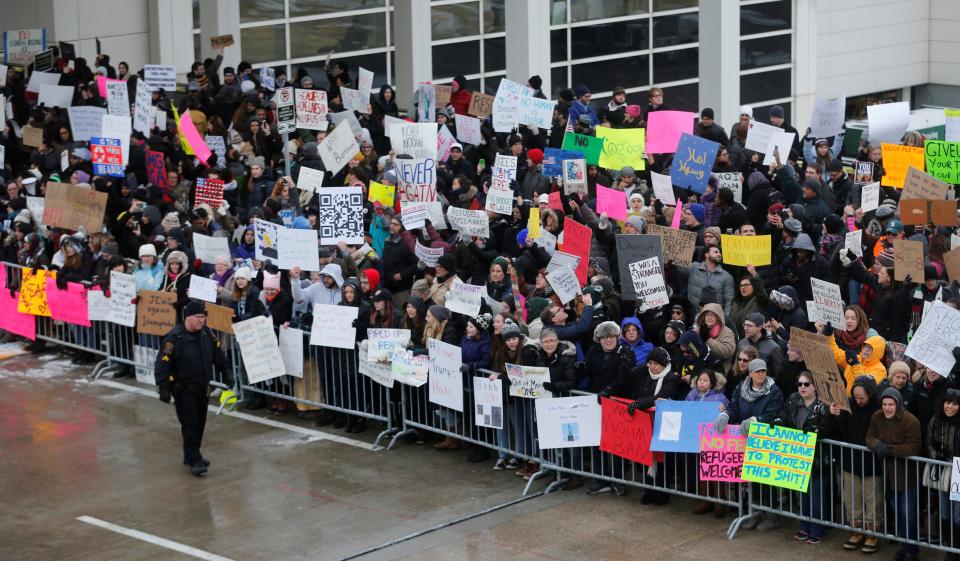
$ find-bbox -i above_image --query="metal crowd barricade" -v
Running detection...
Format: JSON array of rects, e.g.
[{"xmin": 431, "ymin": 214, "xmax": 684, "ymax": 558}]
[{"xmin": 742, "ymin": 438, "xmax": 960, "ymax": 556}]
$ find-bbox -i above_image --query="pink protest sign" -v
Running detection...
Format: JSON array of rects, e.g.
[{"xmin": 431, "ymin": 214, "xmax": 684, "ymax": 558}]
[
  {"xmin": 596, "ymin": 184, "xmax": 627, "ymax": 221},
  {"xmin": 671, "ymin": 200, "xmax": 683, "ymax": 229},
  {"xmin": 96, "ymin": 75, "xmax": 124, "ymax": 98},
  {"xmin": 561, "ymin": 217, "xmax": 592, "ymax": 285},
  {"xmin": 178, "ymin": 111, "xmax": 214, "ymax": 166},
  {"xmin": 44, "ymin": 278, "xmax": 91, "ymax": 327},
  {"xmin": 646, "ymin": 111, "xmax": 695, "ymax": 154},
  {"xmin": 698, "ymin": 423, "xmax": 746, "ymax": 482},
  {"xmin": 0, "ymin": 269, "xmax": 36, "ymax": 340},
  {"xmin": 548, "ymin": 191, "xmax": 563, "ymax": 210}
]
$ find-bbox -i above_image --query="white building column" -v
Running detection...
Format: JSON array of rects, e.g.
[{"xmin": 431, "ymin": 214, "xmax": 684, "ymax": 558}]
[
  {"xmin": 148, "ymin": 0, "xmax": 194, "ymax": 77},
  {"xmin": 198, "ymin": 0, "xmax": 242, "ymax": 73},
  {"xmin": 698, "ymin": 0, "xmax": 740, "ymax": 128},
  {"xmin": 793, "ymin": 0, "xmax": 817, "ymax": 132},
  {"xmin": 394, "ymin": 0, "xmax": 432, "ymax": 112},
  {"xmin": 505, "ymin": 0, "xmax": 552, "ymax": 95}
]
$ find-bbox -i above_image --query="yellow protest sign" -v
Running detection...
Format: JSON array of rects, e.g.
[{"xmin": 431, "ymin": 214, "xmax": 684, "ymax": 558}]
[
  {"xmin": 527, "ymin": 207, "xmax": 541, "ymax": 239},
  {"xmin": 720, "ymin": 234, "xmax": 771, "ymax": 266},
  {"xmin": 17, "ymin": 269, "xmax": 54, "ymax": 317},
  {"xmin": 881, "ymin": 143, "xmax": 925, "ymax": 188},
  {"xmin": 595, "ymin": 127, "xmax": 646, "ymax": 171},
  {"xmin": 368, "ymin": 180, "xmax": 395, "ymax": 207},
  {"xmin": 171, "ymin": 103, "xmax": 194, "ymax": 156}
]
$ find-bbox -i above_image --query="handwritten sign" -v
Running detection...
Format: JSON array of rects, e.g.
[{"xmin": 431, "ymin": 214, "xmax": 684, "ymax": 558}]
[
  {"xmin": 546, "ymin": 265, "xmax": 581, "ymax": 305},
  {"xmin": 713, "ymin": 171, "xmax": 743, "ymax": 203},
  {"xmin": 881, "ymin": 144, "xmax": 925, "ymax": 188},
  {"xmin": 629, "ymin": 256, "xmax": 669, "ymax": 312},
  {"xmin": 444, "ymin": 279, "xmax": 484, "ymax": 316},
  {"xmin": 506, "ymin": 363, "xmax": 552, "ymax": 399},
  {"xmin": 367, "ymin": 328, "xmax": 410, "ymax": 363},
  {"xmin": 143, "ymin": 64, "xmax": 176, "ymax": 91},
  {"xmin": 210, "ymin": 34, "xmax": 234, "ymax": 47},
  {"xmin": 428, "ymin": 338, "xmax": 463, "ymax": 412},
  {"xmin": 906, "ymin": 300, "xmax": 960, "ymax": 375},
  {"xmin": 319, "ymin": 119, "xmax": 360, "ymax": 175},
  {"xmin": 434, "ymin": 84, "xmax": 452, "ymax": 106},
  {"xmin": 720, "ymin": 234, "xmax": 771, "ymax": 266},
  {"xmin": 484, "ymin": 187, "xmax": 513, "ymax": 215},
  {"xmin": 108, "ymin": 271, "xmax": 137, "ymax": 327},
  {"xmin": 699, "ymin": 424, "xmax": 746, "ymax": 482},
  {"xmin": 401, "ymin": 203, "xmax": 428, "ymax": 230},
  {"xmin": 18, "ymin": 269, "xmax": 53, "ymax": 317},
  {"xmin": 925, "ymin": 140, "xmax": 960, "ymax": 184},
  {"xmin": 395, "ymin": 157, "xmax": 437, "ymax": 203},
  {"xmin": 561, "ymin": 132, "xmax": 604, "ymax": 166},
  {"xmin": 391, "ymin": 349, "xmax": 429, "ymax": 387},
  {"xmin": 473, "ymin": 377, "xmax": 504, "ymax": 429},
  {"xmin": 68, "ymin": 106, "xmax": 107, "ymax": 142},
  {"xmin": 358, "ymin": 344, "xmax": 395, "ymax": 389},
  {"xmin": 469, "ymin": 92, "xmax": 494, "ymax": 119},
  {"xmin": 745, "ymin": 120, "xmax": 779, "ymax": 153},
  {"xmin": 275, "ymin": 326, "xmax": 303, "ymax": 378},
  {"xmin": 650, "ymin": 171, "xmax": 676, "ymax": 205},
  {"xmin": 902, "ymin": 165, "xmax": 950, "ymax": 200},
  {"xmin": 368, "ymin": 180, "xmax": 395, "ymax": 207},
  {"xmin": 861, "ymin": 181, "xmax": 880, "ymax": 212},
  {"xmin": 0, "ymin": 269, "xmax": 35, "ymax": 340},
  {"xmin": 42, "ymin": 182, "xmax": 108, "ymax": 234},
  {"xmin": 615, "ymin": 234, "xmax": 663, "ymax": 300},
  {"xmin": 600, "ymin": 397, "xmax": 656, "ymax": 466},
  {"xmin": 868, "ymin": 101, "xmax": 910, "ymax": 144},
  {"xmin": 670, "ymin": 133, "xmax": 719, "ymax": 193},
  {"xmin": 596, "ymin": 184, "xmax": 627, "ymax": 221},
  {"xmin": 809, "ymin": 96, "xmax": 846, "ymax": 138},
  {"xmin": 205, "ymin": 303, "xmax": 234, "ymax": 334},
  {"xmin": 309, "ymin": 304, "xmax": 357, "ymax": 349},
  {"xmin": 415, "ymin": 240, "xmax": 444, "ymax": 267},
  {"xmin": 106, "ymin": 80, "xmax": 129, "ymax": 117},
  {"xmin": 810, "ymin": 278, "xmax": 844, "ymax": 327},
  {"xmin": 233, "ymin": 315, "xmax": 286, "ymax": 384},
  {"xmin": 454, "ymin": 114, "xmax": 481, "ymax": 145},
  {"xmin": 646, "ymin": 224, "xmax": 696, "ymax": 267},
  {"xmin": 742, "ymin": 422, "xmax": 817, "ymax": 492},
  {"xmin": 295, "ymin": 88, "xmax": 328, "ymax": 130},
  {"xmin": 446, "ymin": 207, "xmax": 489, "ymax": 238},
  {"xmin": 561, "ymin": 218, "xmax": 591, "ymax": 285},
  {"xmin": 892, "ymin": 239, "xmax": 924, "ymax": 282},
  {"xmin": 136, "ymin": 290, "xmax": 177, "ymax": 336},
  {"xmin": 596, "ymin": 126, "xmax": 646, "ymax": 170}
]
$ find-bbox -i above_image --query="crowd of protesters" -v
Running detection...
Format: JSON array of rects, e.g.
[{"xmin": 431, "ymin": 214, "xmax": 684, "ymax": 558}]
[{"xmin": 3, "ymin": 44, "xmax": 960, "ymax": 561}]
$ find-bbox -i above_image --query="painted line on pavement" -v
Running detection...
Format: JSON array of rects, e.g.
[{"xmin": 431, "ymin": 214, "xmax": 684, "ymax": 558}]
[{"xmin": 77, "ymin": 515, "xmax": 237, "ymax": 561}]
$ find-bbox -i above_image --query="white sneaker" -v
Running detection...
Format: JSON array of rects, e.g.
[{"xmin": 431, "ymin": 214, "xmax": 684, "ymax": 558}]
[{"xmin": 493, "ymin": 458, "xmax": 506, "ymax": 470}]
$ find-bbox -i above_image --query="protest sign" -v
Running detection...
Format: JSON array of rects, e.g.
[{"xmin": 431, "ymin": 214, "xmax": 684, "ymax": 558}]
[
  {"xmin": 892, "ymin": 239, "xmax": 924, "ymax": 282},
  {"xmin": 277, "ymin": 227, "xmax": 320, "ymax": 271},
  {"xmin": 789, "ymin": 328, "xmax": 841, "ymax": 377},
  {"xmin": 3, "ymin": 29, "xmax": 46, "ymax": 66},
  {"xmin": 670, "ymin": 133, "xmax": 719, "ymax": 193},
  {"xmin": 206, "ymin": 135, "xmax": 226, "ymax": 167},
  {"xmin": 742, "ymin": 422, "xmax": 817, "ymax": 492},
  {"xmin": 546, "ymin": 266, "xmax": 581, "ymax": 305},
  {"xmin": 428, "ymin": 338, "xmax": 463, "ymax": 412},
  {"xmin": 401, "ymin": 202, "xmax": 427, "ymax": 230},
  {"xmin": 713, "ymin": 172, "xmax": 742, "ymax": 203},
  {"xmin": 810, "ymin": 278, "xmax": 844, "ymax": 327},
  {"xmin": 233, "ymin": 315, "xmax": 286, "ymax": 384},
  {"xmin": 900, "ymin": 199, "xmax": 959, "ymax": 227},
  {"xmin": 861, "ymin": 181, "xmax": 880, "ymax": 212},
  {"xmin": 178, "ymin": 112, "xmax": 213, "ymax": 166},
  {"xmin": 536, "ymin": 229, "xmax": 557, "ymax": 255},
  {"xmin": 32, "ymin": 48, "xmax": 53, "ymax": 72},
  {"xmin": 205, "ymin": 303, "xmax": 234, "ymax": 334},
  {"xmin": 132, "ymin": 79, "xmax": 152, "ymax": 135},
  {"xmin": 527, "ymin": 207, "xmax": 541, "ymax": 240},
  {"xmin": 454, "ymin": 114, "xmax": 481, "ymax": 145},
  {"xmin": 437, "ymin": 125, "xmax": 456, "ymax": 162},
  {"xmin": 845, "ymin": 229, "xmax": 863, "ymax": 258},
  {"xmin": 95, "ymin": 75, "xmax": 124, "ymax": 97},
  {"xmin": 474, "ymin": 377, "xmax": 504, "ymax": 429},
  {"xmin": 484, "ymin": 187, "xmax": 513, "ymax": 215},
  {"xmin": 445, "ymin": 279, "xmax": 484, "ymax": 316},
  {"xmin": 946, "ymin": 247, "xmax": 960, "ymax": 282},
  {"xmin": 0, "ymin": 269, "xmax": 35, "ymax": 340},
  {"xmin": 294, "ymin": 166, "xmax": 325, "ymax": 194},
  {"xmin": 811, "ymin": 365, "xmax": 852, "ymax": 413},
  {"xmin": 417, "ymin": 82, "xmax": 436, "ymax": 122},
  {"xmin": 596, "ymin": 184, "xmax": 627, "ymax": 221},
  {"xmin": 867, "ymin": 101, "xmax": 910, "ymax": 143},
  {"xmin": 615, "ymin": 234, "xmax": 663, "ymax": 300},
  {"xmin": 745, "ymin": 120, "xmax": 778, "ymax": 152},
  {"xmin": 188, "ymin": 275, "xmax": 218, "ymax": 303},
  {"xmin": 646, "ymin": 224, "xmax": 696, "ymax": 267},
  {"xmin": 143, "ymin": 65, "xmax": 176, "ymax": 91},
  {"xmin": 561, "ymin": 132, "xmax": 604, "ymax": 166},
  {"xmin": 543, "ymin": 148, "xmax": 581, "ymax": 177},
  {"xmin": 720, "ymin": 234, "xmax": 771, "ymax": 266},
  {"xmin": 924, "ymin": 140, "xmax": 960, "ymax": 184},
  {"xmin": 506, "ymin": 363, "xmax": 552, "ymax": 399},
  {"xmin": 468, "ymin": 92, "xmax": 494, "ymax": 119},
  {"xmin": 193, "ymin": 234, "xmax": 231, "ymax": 265},
  {"xmin": 44, "ymin": 279, "xmax": 90, "ymax": 327},
  {"xmin": 317, "ymin": 186, "xmax": 364, "ymax": 245},
  {"xmin": 391, "ymin": 350, "xmax": 429, "ymax": 387},
  {"xmin": 699, "ymin": 424, "xmax": 747, "ymax": 482},
  {"xmin": 389, "ymin": 122, "xmax": 437, "ymax": 161},
  {"xmin": 854, "ymin": 161, "xmax": 874, "ymax": 185},
  {"xmin": 367, "ymin": 329, "xmax": 411, "ymax": 363},
  {"xmin": 42, "ymin": 182, "xmax": 108, "ymax": 233},
  {"xmin": 646, "ymin": 110, "xmax": 694, "ymax": 154},
  {"xmin": 358, "ymin": 344, "xmax": 395, "ymax": 389},
  {"xmin": 21, "ymin": 126, "xmax": 43, "ymax": 148},
  {"xmin": 516, "ymin": 94, "xmax": 554, "ymax": 129},
  {"xmin": 38, "ymin": 85, "xmax": 73, "ymax": 108},
  {"xmin": 136, "ymin": 290, "xmax": 176, "ymax": 336},
  {"xmin": 596, "ymin": 126, "xmax": 646, "ymax": 170},
  {"xmin": 952, "ymin": 458, "xmax": 960, "ymax": 502},
  {"xmin": 27, "ymin": 71, "xmax": 60, "ymax": 93},
  {"xmin": 100, "ymin": 114, "xmax": 131, "ymax": 166},
  {"xmin": 434, "ymin": 84, "xmax": 451, "ymax": 106},
  {"xmin": 194, "ymin": 178, "xmax": 223, "ymax": 208},
  {"xmin": 650, "ymin": 171, "xmax": 676, "ymax": 205},
  {"xmin": 809, "ymin": 96, "xmax": 846, "ymax": 138},
  {"xmin": 254, "ymin": 219, "xmax": 280, "ymax": 262},
  {"xmin": 446, "ymin": 207, "xmax": 489, "ymax": 237},
  {"xmin": 91, "ymin": 136, "xmax": 125, "ymax": 177},
  {"xmin": 491, "ymin": 78, "xmax": 532, "ymax": 132},
  {"xmin": 881, "ymin": 144, "xmax": 925, "ymax": 188},
  {"xmin": 278, "ymin": 326, "xmax": 304, "ymax": 378},
  {"xmin": 415, "ymin": 240, "xmax": 444, "ymax": 267},
  {"xmin": 210, "ymin": 34, "xmax": 234, "ymax": 48},
  {"xmin": 906, "ymin": 300, "xmax": 960, "ymax": 374},
  {"xmin": 396, "ymin": 157, "xmax": 437, "ymax": 203},
  {"xmin": 106, "ymin": 80, "xmax": 129, "ymax": 116},
  {"xmin": 26, "ymin": 196, "xmax": 43, "ymax": 222},
  {"xmin": 107, "ymin": 271, "xmax": 137, "ymax": 327},
  {"xmin": 340, "ymin": 87, "xmax": 365, "ymax": 114},
  {"xmin": 902, "ymin": 166, "xmax": 949, "ymax": 201},
  {"xmin": 309, "ymin": 304, "xmax": 357, "ymax": 348},
  {"xmin": 536, "ymin": 395, "xmax": 602, "ymax": 449},
  {"xmin": 548, "ymin": 191, "xmax": 563, "ymax": 210},
  {"xmin": 629, "ymin": 256, "xmax": 669, "ymax": 312},
  {"xmin": 561, "ymin": 218, "xmax": 592, "ymax": 285},
  {"xmin": 87, "ymin": 288, "xmax": 110, "ymax": 322},
  {"xmin": 319, "ymin": 119, "xmax": 360, "ymax": 175},
  {"xmin": 367, "ymin": 180, "xmax": 395, "ymax": 207},
  {"xmin": 600, "ymin": 397, "xmax": 656, "ymax": 466},
  {"xmin": 294, "ymin": 88, "xmax": 328, "ymax": 130},
  {"xmin": 762, "ymin": 130, "xmax": 796, "ymax": 165},
  {"xmin": 546, "ymin": 251, "xmax": 581, "ymax": 278},
  {"xmin": 650, "ymin": 400, "xmax": 722, "ymax": 453},
  {"xmin": 562, "ymin": 159, "xmax": 587, "ymax": 195},
  {"xmin": 68, "ymin": 106, "xmax": 107, "ymax": 142}
]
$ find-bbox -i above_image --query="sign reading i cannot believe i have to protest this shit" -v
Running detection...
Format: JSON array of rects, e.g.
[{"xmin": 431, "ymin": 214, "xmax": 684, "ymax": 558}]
[{"xmin": 741, "ymin": 422, "xmax": 817, "ymax": 492}]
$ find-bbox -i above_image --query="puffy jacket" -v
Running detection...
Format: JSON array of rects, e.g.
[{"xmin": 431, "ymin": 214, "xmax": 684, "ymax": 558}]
[
  {"xmin": 865, "ymin": 389, "xmax": 921, "ymax": 490},
  {"xmin": 133, "ymin": 261, "xmax": 164, "ymax": 291},
  {"xmin": 567, "ymin": 100, "xmax": 599, "ymax": 127},
  {"xmin": 696, "ymin": 303, "xmax": 737, "ymax": 372},
  {"xmin": 687, "ymin": 262, "xmax": 734, "ymax": 315},
  {"xmin": 829, "ymin": 334, "xmax": 887, "ymax": 395},
  {"xmin": 725, "ymin": 376, "xmax": 784, "ymax": 425},
  {"xmin": 736, "ymin": 332, "xmax": 785, "ymax": 380},
  {"xmin": 583, "ymin": 342, "xmax": 636, "ymax": 395},
  {"xmin": 461, "ymin": 332, "xmax": 492, "ymax": 372},
  {"xmin": 619, "ymin": 317, "xmax": 653, "ymax": 367}
]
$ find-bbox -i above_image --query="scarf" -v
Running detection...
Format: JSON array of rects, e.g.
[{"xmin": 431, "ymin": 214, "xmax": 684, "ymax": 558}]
[
  {"xmin": 740, "ymin": 376, "xmax": 774, "ymax": 403},
  {"xmin": 649, "ymin": 365, "xmax": 671, "ymax": 397},
  {"xmin": 837, "ymin": 329, "xmax": 866, "ymax": 352}
]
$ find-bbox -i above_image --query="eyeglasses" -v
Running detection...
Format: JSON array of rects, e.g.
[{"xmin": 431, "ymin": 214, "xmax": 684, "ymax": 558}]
[
  {"xmin": 671, "ymin": 310, "xmax": 683, "ymax": 315},
  {"xmin": 797, "ymin": 382, "xmax": 813, "ymax": 387},
  {"xmin": 737, "ymin": 358, "xmax": 750, "ymax": 363}
]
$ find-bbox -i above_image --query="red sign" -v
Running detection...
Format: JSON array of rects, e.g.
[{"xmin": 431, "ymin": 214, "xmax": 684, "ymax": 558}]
[
  {"xmin": 599, "ymin": 397, "xmax": 657, "ymax": 466},
  {"xmin": 92, "ymin": 142, "xmax": 122, "ymax": 165},
  {"xmin": 560, "ymin": 217, "xmax": 591, "ymax": 285}
]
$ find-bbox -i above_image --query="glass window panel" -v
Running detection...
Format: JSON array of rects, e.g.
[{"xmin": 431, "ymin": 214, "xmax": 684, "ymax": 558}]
[
  {"xmin": 434, "ymin": 41, "xmax": 481, "ymax": 79},
  {"xmin": 570, "ymin": 0, "xmax": 648, "ymax": 22},
  {"xmin": 551, "ymin": 66, "xmax": 568, "ymax": 99},
  {"xmin": 740, "ymin": 69, "xmax": 792, "ymax": 105},
  {"xmin": 572, "ymin": 55, "xmax": 649, "ymax": 94},
  {"xmin": 653, "ymin": 0, "xmax": 698, "ymax": 10},
  {"xmin": 240, "ymin": 25, "xmax": 286, "ymax": 64},
  {"xmin": 653, "ymin": 13, "xmax": 698, "ymax": 48},
  {"xmin": 752, "ymin": 102, "xmax": 792, "ymax": 124},
  {"xmin": 290, "ymin": 14, "xmax": 386, "ymax": 58},
  {"xmin": 484, "ymin": 37, "xmax": 506, "ymax": 73},
  {"xmin": 570, "ymin": 20, "xmax": 649, "ymax": 59},
  {"xmin": 239, "ymin": 0, "xmax": 284, "ymax": 23},
  {"xmin": 551, "ymin": 0, "xmax": 567, "ymax": 25},
  {"xmin": 658, "ymin": 82, "xmax": 699, "ymax": 112},
  {"xmin": 432, "ymin": 2, "xmax": 480, "ymax": 40},
  {"xmin": 290, "ymin": 0, "xmax": 386, "ymax": 17},
  {"xmin": 193, "ymin": 33, "xmax": 200, "ymax": 62},
  {"xmin": 193, "ymin": 0, "xmax": 200, "ymax": 29},
  {"xmin": 483, "ymin": 0, "xmax": 506, "ymax": 33},
  {"xmin": 740, "ymin": 34, "xmax": 792, "ymax": 70},
  {"xmin": 294, "ymin": 53, "xmax": 388, "ymax": 91},
  {"xmin": 551, "ymin": 29, "xmax": 568, "ymax": 63},
  {"xmin": 483, "ymin": 77, "xmax": 501, "ymax": 95},
  {"xmin": 741, "ymin": 1, "xmax": 791, "ymax": 36},
  {"xmin": 653, "ymin": 48, "xmax": 698, "ymax": 83}
]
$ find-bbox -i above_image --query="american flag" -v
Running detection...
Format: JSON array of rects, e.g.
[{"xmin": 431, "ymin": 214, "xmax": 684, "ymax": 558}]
[
  {"xmin": 565, "ymin": 115, "xmax": 574, "ymax": 134},
  {"xmin": 194, "ymin": 178, "xmax": 224, "ymax": 209}
]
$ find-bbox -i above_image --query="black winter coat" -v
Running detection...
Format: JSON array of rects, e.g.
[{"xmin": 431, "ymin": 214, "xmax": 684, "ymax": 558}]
[
  {"xmin": 583, "ymin": 344, "xmax": 636, "ymax": 395},
  {"xmin": 154, "ymin": 325, "xmax": 232, "ymax": 389},
  {"xmin": 380, "ymin": 235, "xmax": 418, "ymax": 293}
]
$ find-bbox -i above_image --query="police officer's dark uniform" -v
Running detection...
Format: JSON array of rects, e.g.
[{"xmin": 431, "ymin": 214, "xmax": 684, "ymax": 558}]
[{"xmin": 154, "ymin": 300, "xmax": 232, "ymax": 476}]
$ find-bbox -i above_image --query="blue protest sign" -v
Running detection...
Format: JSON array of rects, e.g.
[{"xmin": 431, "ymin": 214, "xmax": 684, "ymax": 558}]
[
  {"xmin": 669, "ymin": 133, "xmax": 719, "ymax": 193},
  {"xmin": 650, "ymin": 400, "xmax": 723, "ymax": 452},
  {"xmin": 90, "ymin": 137, "xmax": 125, "ymax": 177}
]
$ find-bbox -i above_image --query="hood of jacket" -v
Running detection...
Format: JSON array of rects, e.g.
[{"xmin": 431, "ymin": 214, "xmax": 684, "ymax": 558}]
[
  {"xmin": 678, "ymin": 329, "xmax": 709, "ymax": 360},
  {"xmin": 620, "ymin": 316, "xmax": 645, "ymax": 341},
  {"xmin": 319, "ymin": 263, "xmax": 344, "ymax": 287},
  {"xmin": 879, "ymin": 387, "xmax": 904, "ymax": 416},
  {"xmin": 862, "ymin": 335, "xmax": 886, "ymax": 368},
  {"xmin": 341, "ymin": 277, "xmax": 362, "ymax": 306},
  {"xmin": 404, "ymin": 295, "xmax": 427, "ymax": 317},
  {"xmin": 697, "ymin": 302, "xmax": 727, "ymax": 329},
  {"xmin": 164, "ymin": 250, "xmax": 188, "ymax": 274}
]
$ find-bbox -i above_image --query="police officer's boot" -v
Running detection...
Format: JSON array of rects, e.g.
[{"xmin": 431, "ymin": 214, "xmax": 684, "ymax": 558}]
[{"xmin": 190, "ymin": 462, "xmax": 208, "ymax": 476}]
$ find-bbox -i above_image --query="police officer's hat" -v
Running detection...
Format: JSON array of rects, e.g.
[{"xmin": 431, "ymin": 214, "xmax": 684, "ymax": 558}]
[{"xmin": 183, "ymin": 300, "xmax": 207, "ymax": 317}]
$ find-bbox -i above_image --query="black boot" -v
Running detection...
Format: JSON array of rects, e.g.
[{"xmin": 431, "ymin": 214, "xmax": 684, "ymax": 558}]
[
  {"xmin": 190, "ymin": 462, "xmax": 208, "ymax": 476},
  {"xmin": 332, "ymin": 413, "xmax": 348, "ymax": 429},
  {"xmin": 346, "ymin": 417, "xmax": 367, "ymax": 433},
  {"xmin": 314, "ymin": 410, "xmax": 336, "ymax": 426}
]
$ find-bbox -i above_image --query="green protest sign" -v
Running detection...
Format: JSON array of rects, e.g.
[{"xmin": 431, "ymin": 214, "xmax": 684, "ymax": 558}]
[
  {"xmin": 925, "ymin": 140, "xmax": 960, "ymax": 184},
  {"xmin": 741, "ymin": 422, "xmax": 817, "ymax": 492},
  {"xmin": 562, "ymin": 132, "xmax": 604, "ymax": 166}
]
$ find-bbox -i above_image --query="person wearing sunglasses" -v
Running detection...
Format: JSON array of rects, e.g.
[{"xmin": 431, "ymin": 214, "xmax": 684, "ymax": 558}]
[{"xmin": 773, "ymin": 371, "xmax": 840, "ymax": 545}]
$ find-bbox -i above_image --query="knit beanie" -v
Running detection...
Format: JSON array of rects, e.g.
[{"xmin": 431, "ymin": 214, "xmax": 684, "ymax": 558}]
[
  {"xmin": 428, "ymin": 304, "xmax": 451, "ymax": 323},
  {"xmin": 648, "ymin": 347, "xmax": 671, "ymax": 366}
]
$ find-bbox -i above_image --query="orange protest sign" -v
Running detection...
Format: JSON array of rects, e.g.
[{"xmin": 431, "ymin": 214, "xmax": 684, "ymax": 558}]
[
  {"xmin": 17, "ymin": 268, "xmax": 54, "ymax": 317},
  {"xmin": 881, "ymin": 144, "xmax": 925, "ymax": 188}
]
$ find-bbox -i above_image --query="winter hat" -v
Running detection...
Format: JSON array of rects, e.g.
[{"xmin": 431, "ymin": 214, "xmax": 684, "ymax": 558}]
[
  {"xmin": 138, "ymin": 244, "xmax": 157, "ymax": 258},
  {"xmin": 783, "ymin": 218, "xmax": 803, "ymax": 235},
  {"xmin": 739, "ymin": 105, "xmax": 753, "ymax": 119},
  {"xmin": 578, "ymin": 114, "xmax": 592, "ymax": 126},
  {"xmin": 801, "ymin": 178, "xmax": 821, "ymax": 195},
  {"xmin": 625, "ymin": 215, "xmax": 646, "ymax": 233},
  {"xmin": 491, "ymin": 256, "xmax": 510, "ymax": 271},
  {"xmin": 435, "ymin": 253, "xmax": 456, "ymax": 273},
  {"xmin": 574, "ymin": 84, "xmax": 590, "ymax": 98},
  {"xmin": 625, "ymin": 105, "xmax": 642, "ymax": 118},
  {"xmin": 262, "ymin": 271, "xmax": 281, "ymax": 290},
  {"xmin": 372, "ymin": 287, "xmax": 392, "ymax": 302},
  {"xmin": 748, "ymin": 358, "xmax": 767, "ymax": 373},
  {"xmin": 502, "ymin": 320, "xmax": 522, "ymax": 341},
  {"xmin": 880, "ymin": 387, "xmax": 903, "ymax": 412},
  {"xmin": 73, "ymin": 170, "xmax": 91, "ymax": 184},
  {"xmin": 701, "ymin": 108, "xmax": 715, "ymax": 119},
  {"xmin": 814, "ymin": 138, "xmax": 829, "ymax": 147},
  {"xmin": 699, "ymin": 286, "xmax": 718, "ymax": 306},
  {"xmin": 888, "ymin": 361, "xmax": 911, "ymax": 379},
  {"xmin": 527, "ymin": 148, "xmax": 544, "ymax": 165},
  {"xmin": 704, "ymin": 226, "xmax": 721, "ymax": 241},
  {"xmin": 526, "ymin": 296, "xmax": 551, "ymax": 320},
  {"xmin": 768, "ymin": 105, "xmax": 784, "ymax": 119},
  {"xmin": 688, "ymin": 203, "xmax": 705, "ymax": 223},
  {"xmin": 593, "ymin": 320, "xmax": 621, "ymax": 342},
  {"xmin": 827, "ymin": 158, "xmax": 844, "ymax": 173},
  {"xmin": 303, "ymin": 141, "xmax": 319, "ymax": 158},
  {"xmin": 792, "ymin": 233, "xmax": 816, "ymax": 252},
  {"xmin": 824, "ymin": 214, "xmax": 845, "ymax": 235},
  {"xmin": 183, "ymin": 300, "xmax": 207, "ymax": 317},
  {"xmin": 648, "ymin": 347, "xmax": 671, "ymax": 366},
  {"xmin": 745, "ymin": 312, "xmax": 765, "ymax": 327},
  {"xmin": 768, "ymin": 202, "xmax": 785, "ymax": 214},
  {"xmin": 248, "ymin": 156, "xmax": 266, "ymax": 169},
  {"xmin": 516, "ymin": 228, "xmax": 529, "ymax": 247},
  {"xmin": 538, "ymin": 193, "xmax": 550, "ymax": 204},
  {"xmin": 612, "ymin": 85, "xmax": 626, "ymax": 96},
  {"xmin": 876, "ymin": 204, "xmax": 896, "ymax": 219},
  {"xmin": 621, "ymin": 165, "xmax": 636, "ymax": 178},
  {"xmin": 468, "ymin": 313, "xmax": 492, "ymax": 333},
  {"xmin": 428, "ymin": 304, "xmax": 451, "ymax": 323},
  {"xmin": 748, "ymin": 171, "xmax": 769, "ymax": 191},
  {"xmin": 234, "ymin": 267, "xmax": 253, "ymax": 280},
  {"xmin": 161, "ymin": 212, "xmax": 181, "ymax": 232},
  {"xmin": 528, "ymin": 75, "xmax": 542, "ymax": 90}
]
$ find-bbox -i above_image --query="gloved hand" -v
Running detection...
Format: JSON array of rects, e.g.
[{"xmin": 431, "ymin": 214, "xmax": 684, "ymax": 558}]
[
  {"xmin": 627, "ymin": 400, "xmax": 642, "ymax": 416},
  {"xmin": 739, "ymin": 416, "xmax": 756, "ymax": 435},
  {"xmin": 714, "ymin": 412, "xmax": 729, "ymax": 433},
  {"xmin": 55, "ymin": 273, "xmax": 68, "ymax": 290},
  {"xmin": 845, "ymin": 349, "xmax": 860, "ymax": 366},
  {"xmin": 574, "ymin": 361, "xmax": 586, "ymax": 375},
  {"xmin": 903, "ymin": 274, "xmax": 913, "ymax": 285},
  {"xmin": 873, "ymin": 440, "xmax": 890, "ymax": 458},
  {"xmin": 217, "ymin": 199, "xmax": 230, "ymax": 217},
  {"xmin": 158, "ymin": 386, "xmax": 171, "ymax": 404},
  {"xmin": 542, "ymin": 382, "xmax": 556, "ymax": 393},
  {"xmin": 839, "ymin": 249, "xmax": 854, "ymax": 268},
  {"xmin": 459, "ymin": 364, "xmax": 470, "ymax": 375},
  {"xmin": 596, "ymin": 389, "xmax": 610, "ymax": 405},
  {"xmin": 822, "ymin": 322, "xmax": 834, "ymax": 336}
]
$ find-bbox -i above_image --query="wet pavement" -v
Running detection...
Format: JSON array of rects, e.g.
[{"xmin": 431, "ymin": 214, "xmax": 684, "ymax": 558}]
[{"xmin": 0, "ymin": 347, "xmax": 894, "ymax": 560}]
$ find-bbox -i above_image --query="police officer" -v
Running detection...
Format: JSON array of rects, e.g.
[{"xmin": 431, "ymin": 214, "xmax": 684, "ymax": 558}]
[{"xmin": 154, "ymin": 300, "xmax": 232, "ymax": 476}]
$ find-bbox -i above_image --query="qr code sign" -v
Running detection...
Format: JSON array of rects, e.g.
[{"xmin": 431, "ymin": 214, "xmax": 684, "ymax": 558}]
[{"xmin": 318, "ymin": 186, "xmax": 364, "ymax": 245}]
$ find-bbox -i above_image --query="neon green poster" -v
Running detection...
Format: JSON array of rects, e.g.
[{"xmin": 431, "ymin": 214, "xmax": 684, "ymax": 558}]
[{"xmin": 741, "ymin": 422, "xmax": 817, "ymax": 492}]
